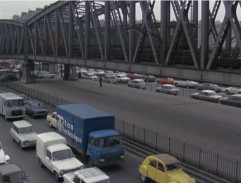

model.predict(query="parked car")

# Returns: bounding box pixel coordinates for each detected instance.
[197,83,221,92]
[174,80,198,88]
[144,75,156,82]
[10,120,37,149]
[95,69,105,76]
[191,90,223,102]
[156,84,179,95]
[25,100,48,118]
[128,79,146,89]
[83,72,98,81]
[46,112,58,128]
[139,154,195,183]
[63,167,111,183]
[34,70,55,79]
[102,75,117,84]
[224,87,241,95]
[0,142,10,165]
[126,73,138,79]
[116,74,130,83]
[156,78,174,84]
[0,163,29,183]
[219,94,241,107]
[0,73,18,82]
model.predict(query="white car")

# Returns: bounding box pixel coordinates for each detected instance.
[116,74,130,83]
[191,90,223,102]
[35,70,55,78]
[63,167,111,183]
[224,87,241,95]
[83,72,98,81]
[95,69,105,76]
[156,84,179,95]
[0,142,10,165]
[174,80,198,88]
[10,120,37,149]
[102,75,117,84]
[128,79,146,89]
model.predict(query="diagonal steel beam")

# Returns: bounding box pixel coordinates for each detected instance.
[36,23,44,55]
[46,15,56,56]
[28,27,35,55]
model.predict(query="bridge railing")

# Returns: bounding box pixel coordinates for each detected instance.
[3,81,240,183]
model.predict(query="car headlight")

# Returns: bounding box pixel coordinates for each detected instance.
[120,155,125,159]
[100,159,105,163]
[60,170,65,175]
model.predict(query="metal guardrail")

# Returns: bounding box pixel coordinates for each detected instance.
[3,81,241,183]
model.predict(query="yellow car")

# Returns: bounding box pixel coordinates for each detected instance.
[46,112,58,128]
[139,154,195,183]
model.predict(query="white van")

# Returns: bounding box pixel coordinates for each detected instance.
[36,132,84,181]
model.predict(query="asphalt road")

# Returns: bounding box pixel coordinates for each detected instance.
[0,116,143,183]
[13,78,241,162]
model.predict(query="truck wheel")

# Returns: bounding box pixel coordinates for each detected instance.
[54,171,60,182]
[141,175,147,182]
[87,157,93,167]
[38,158,43,168]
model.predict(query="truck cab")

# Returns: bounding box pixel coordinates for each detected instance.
[87,130,124,166]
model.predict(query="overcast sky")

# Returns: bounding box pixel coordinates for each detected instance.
[0,1,238,22]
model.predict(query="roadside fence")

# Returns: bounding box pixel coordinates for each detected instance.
[2,81,240,183]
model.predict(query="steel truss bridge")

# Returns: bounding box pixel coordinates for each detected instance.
[0,0,241,85]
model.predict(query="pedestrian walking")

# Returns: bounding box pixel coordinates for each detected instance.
[99,76,103,87]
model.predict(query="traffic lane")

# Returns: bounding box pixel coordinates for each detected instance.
[0,115,55,183]
[21,79,241,160]
[0,115,144,183]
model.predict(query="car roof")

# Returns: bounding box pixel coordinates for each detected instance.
[28,99,42,104]
[0,164,23,175]
[232,94,241,97]
[163,84,174,87]
[76,167,110,181]
[0,93,23,100]
[13,120,32,128]
[133,79,144,81]
[152,154,179,165]
[201,90,215,93]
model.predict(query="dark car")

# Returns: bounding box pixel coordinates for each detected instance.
[219,94,241,107]
[0,74,18,82]
[197,83,222,92]
[0,163,28,183]
[25,100,48,118]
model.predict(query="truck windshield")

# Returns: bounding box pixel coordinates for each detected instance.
[3,171,26,182]
[52,149,74,161]
[5,100,24,107]
[19,127,33,134]
[97,136,122,148]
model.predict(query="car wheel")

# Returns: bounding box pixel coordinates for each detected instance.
[141,175,147,182]
[54,171,60,182]
[87,157,93,167]
[19,142,23,150]
[39,158,43,168]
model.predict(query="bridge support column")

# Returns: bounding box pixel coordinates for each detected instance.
[21,60,35,84]
[63,64,77,80]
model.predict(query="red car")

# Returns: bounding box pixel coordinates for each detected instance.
[156,78,174,84]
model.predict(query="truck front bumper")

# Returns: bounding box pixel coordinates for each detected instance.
[96,155,124,167]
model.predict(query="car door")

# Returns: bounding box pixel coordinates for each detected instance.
[154,162,167,183]
[11,125,19,142]
[43,149,52,171]
[147,160,157,181]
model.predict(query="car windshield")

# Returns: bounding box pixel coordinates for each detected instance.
[19,127,33,134]
[5,100,24,107]
[52,149,74,161]
[3,171,26,182]
[166,163,181,171]
[31,102,43,108]
[97,136,122,148]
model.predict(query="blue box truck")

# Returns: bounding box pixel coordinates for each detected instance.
[56,104,125,166]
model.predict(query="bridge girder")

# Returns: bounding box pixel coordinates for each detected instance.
[0,0,241,73]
